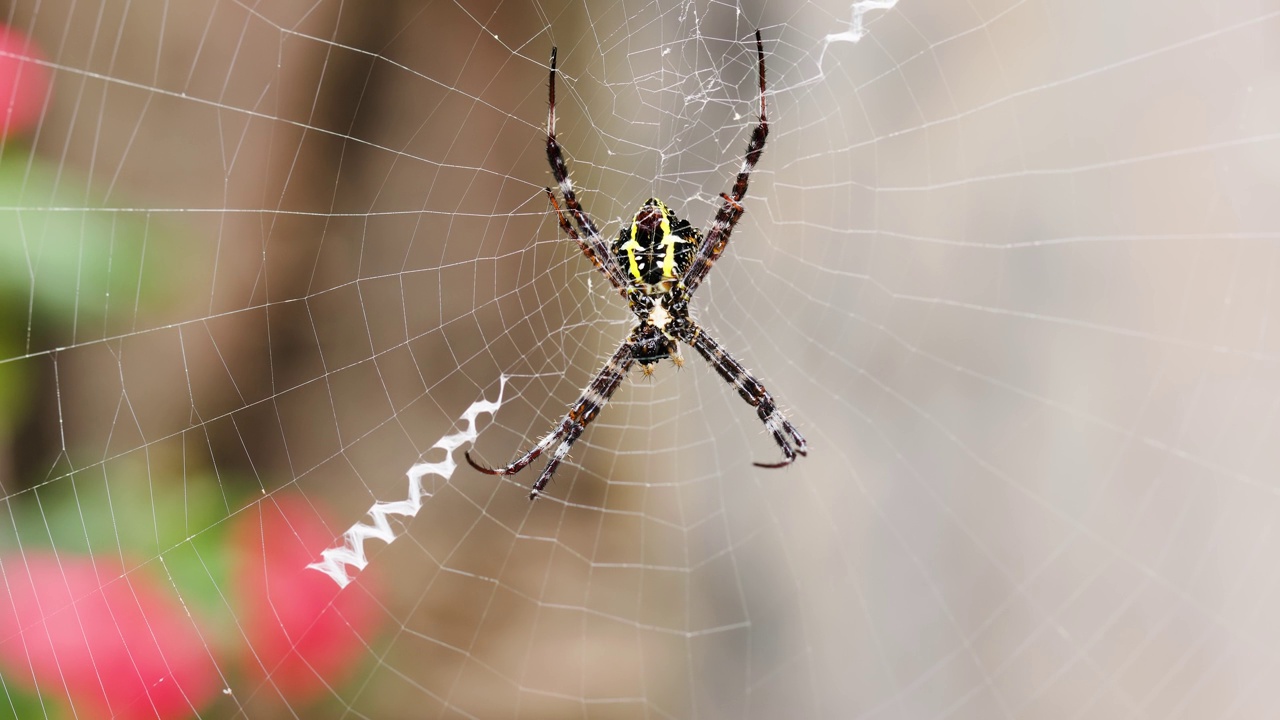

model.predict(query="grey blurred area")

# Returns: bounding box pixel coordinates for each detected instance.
[3,0,1277,717]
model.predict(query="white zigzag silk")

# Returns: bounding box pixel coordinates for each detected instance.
[307,378,508,588]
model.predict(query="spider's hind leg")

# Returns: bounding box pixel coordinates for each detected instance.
[679,322,807,467]
[468,341,637,499]
[528,342,636,498]
[465,432,556,477]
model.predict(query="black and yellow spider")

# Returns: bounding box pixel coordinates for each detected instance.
[467,31,807,499]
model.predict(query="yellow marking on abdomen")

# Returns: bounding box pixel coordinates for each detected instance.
[622,221,642,282]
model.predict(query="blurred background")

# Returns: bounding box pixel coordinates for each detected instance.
[0,0,1276,717]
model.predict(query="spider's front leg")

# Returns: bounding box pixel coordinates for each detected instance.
[682,30,769,295]
[544,50,631,293]
[678,322,807,467]
[546,49,606,248]
[466,342,636,499]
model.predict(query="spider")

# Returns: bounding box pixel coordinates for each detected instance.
[467,31,807,499]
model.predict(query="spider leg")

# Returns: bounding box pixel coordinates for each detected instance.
[545,48,631,292]
[682,30,769,295]
[545,189,627,291]
[678,322,807,467]
[466,341,636,499]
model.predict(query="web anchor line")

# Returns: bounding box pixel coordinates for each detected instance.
[307,377,508,588]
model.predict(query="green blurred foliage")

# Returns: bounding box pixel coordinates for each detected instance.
[0,144,234,647]
[0,332,31,436]
[1,458,239,619]
[0,685,55,720]
[0,146,176,435]
[0,149,163,326]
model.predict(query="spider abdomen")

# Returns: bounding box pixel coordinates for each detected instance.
[614,198,700,294]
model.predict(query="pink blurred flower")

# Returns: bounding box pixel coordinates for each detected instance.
[232,495,381,704]
[0,24,50,138]
[0,551,219,719]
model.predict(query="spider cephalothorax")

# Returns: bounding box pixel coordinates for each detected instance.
[467,31,808,498]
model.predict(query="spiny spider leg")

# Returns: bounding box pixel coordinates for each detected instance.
[544,188,626,290]
[679,322,807,467]
[545,47,629,293]
[466,342,636,499]
[682,29,769,295]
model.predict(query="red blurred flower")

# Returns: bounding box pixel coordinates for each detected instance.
[0,551,219,720]
[232,494,381,704]
[0,24,50,139]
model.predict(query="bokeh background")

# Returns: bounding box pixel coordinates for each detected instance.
[0,0,1276,718]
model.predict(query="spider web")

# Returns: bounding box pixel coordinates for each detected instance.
[0,0,1277,717]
